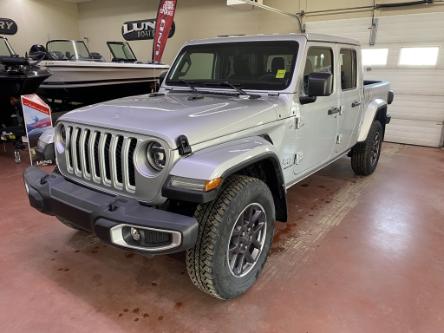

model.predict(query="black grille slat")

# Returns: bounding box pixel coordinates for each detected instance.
[104,134,112,181]
[84,130,91,174]
[128,139,137,187]
[75,128,82,171]
[115,136,124,184]
[93,132,101,178]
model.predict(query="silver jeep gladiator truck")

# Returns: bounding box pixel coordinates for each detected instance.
[24,33,393,299]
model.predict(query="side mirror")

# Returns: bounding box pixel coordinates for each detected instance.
[307,72,333,97]
[159,71,168,86]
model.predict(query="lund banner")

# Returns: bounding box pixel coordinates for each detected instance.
[122,18,175,41]
[152,0,177,63]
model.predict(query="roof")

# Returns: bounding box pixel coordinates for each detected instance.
[186,33,360,47]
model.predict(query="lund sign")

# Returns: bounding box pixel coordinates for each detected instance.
[122,18,175,41]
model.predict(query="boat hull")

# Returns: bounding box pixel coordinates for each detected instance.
[0,73,51,100]
[38,60,169,106]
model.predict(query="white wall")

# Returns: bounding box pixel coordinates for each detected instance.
[0,0,80,56]
[3,0,444,65]
[77,0,444,64]
[77,0,269,64]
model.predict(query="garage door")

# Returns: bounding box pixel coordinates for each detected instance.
[306,12,444,147]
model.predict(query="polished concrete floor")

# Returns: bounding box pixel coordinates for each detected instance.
[0,143,443,333]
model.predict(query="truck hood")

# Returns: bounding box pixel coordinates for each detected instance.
[59,92,280,148]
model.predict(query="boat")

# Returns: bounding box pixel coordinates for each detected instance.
[30,40,169,110]
[0,37,50,99]
[0,36,51,160]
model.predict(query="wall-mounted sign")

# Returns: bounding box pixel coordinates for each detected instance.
[0,18,18,35]
[121,18,175,41]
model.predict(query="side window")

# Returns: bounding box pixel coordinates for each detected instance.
[303,46,334,94]
[340,49,357,90]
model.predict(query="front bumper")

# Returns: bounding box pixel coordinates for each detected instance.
[24,167,198,255]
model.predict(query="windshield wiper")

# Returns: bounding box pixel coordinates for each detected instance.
[202,81,260,99]
[177,80,205,100]
[179,80,199,93]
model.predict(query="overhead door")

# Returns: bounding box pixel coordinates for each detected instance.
[306,12,444,147]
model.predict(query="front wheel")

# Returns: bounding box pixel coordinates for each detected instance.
[186,175,275,299]
[351,120,383,176]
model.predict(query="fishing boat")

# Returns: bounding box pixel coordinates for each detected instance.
[31,40,168,109]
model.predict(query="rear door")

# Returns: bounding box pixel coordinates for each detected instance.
[296,44,339,175]
[336,46,362,154]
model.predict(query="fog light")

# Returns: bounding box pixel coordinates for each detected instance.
[130,227,141,241]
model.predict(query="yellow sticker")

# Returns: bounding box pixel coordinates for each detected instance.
[276,69,286,79]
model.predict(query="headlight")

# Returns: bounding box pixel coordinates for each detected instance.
[146,141,166,171]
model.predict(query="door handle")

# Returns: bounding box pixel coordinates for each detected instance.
[351,101,361,108]
[328,107,341,115]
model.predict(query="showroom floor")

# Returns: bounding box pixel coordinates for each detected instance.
[0,143,443,333]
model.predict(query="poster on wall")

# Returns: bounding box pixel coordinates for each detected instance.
[0,18,18,35]
[22,94,54,166]
[121,18,175,41]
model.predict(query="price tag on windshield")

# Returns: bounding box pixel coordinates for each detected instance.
[276,69,286,79]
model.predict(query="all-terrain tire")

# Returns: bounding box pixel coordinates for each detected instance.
[351,120,383,176]
[186,175,275,300]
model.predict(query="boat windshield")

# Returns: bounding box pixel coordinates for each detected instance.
[46,40,92,61]
[107,41,137,62]
[166,41,299,91]
[0,38,13,57]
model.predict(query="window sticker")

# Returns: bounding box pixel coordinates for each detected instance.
[276,69,286,79]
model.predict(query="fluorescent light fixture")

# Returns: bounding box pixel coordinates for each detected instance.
[399,47,439,66]
[362,48,389,66]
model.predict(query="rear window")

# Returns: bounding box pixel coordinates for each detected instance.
[340,49,357,90]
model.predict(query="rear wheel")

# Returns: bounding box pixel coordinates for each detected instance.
[351,120,383,176]
[186,175,275,299]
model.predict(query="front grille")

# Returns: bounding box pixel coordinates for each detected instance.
[64,125,137,193]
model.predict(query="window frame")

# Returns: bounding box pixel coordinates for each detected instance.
[340,48,358,92]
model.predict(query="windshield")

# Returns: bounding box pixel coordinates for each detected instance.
[108,42,137,61]
[46,40,91,60]
[166,41,299,91]
[0,38,13,57]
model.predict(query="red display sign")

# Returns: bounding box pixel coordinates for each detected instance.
[152,0,177,64]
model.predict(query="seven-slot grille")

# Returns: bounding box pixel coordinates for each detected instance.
[63,125,138,193]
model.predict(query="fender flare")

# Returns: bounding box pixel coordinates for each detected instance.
[163,136,288,221]
[357,99,387,142]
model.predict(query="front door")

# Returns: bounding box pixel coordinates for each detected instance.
[294,44,339,176]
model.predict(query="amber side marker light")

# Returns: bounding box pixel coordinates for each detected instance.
[169,176,223,192]
[204,178,222,192]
